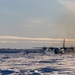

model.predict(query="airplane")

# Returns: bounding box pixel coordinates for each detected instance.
[33,39,75,54]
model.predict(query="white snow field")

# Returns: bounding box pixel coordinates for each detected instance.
[0,52,75,75]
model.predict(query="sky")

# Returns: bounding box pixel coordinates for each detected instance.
[0,0,75,48]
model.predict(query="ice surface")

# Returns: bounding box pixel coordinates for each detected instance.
[0,52,75,75]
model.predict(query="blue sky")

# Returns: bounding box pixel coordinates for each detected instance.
[0,0,75,48]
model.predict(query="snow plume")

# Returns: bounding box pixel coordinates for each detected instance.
[57,0,75,12]
[56,0,75,38]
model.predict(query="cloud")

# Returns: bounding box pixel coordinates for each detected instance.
[0,36,75,43]
[0,36,63,41]
[27,41,61,44]
[24,18,47,28]
[0,41,18,44]
[0,36,63,44]
[57,0,75,12]
[23,18,54,29]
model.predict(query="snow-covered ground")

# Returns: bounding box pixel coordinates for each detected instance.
[0,52,75,75]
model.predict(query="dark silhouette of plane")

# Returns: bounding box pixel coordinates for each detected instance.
[34,39,75,54]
